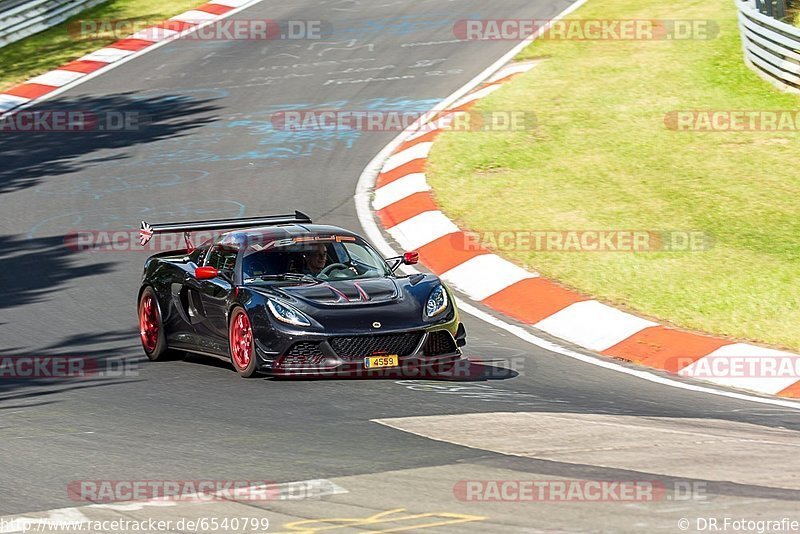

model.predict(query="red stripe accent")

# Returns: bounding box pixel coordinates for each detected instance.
[376,160,426,187]
[777,381,800,398]
[417,232,489,274]
[195,2,234,15]
[376,192,437,229]
[601,326,731,371]
[352,281,369,301]
[3,83,57,99]
[321,282,350,302]
[109,38,155,52]
[483,278,588,324]
[59,60,108,74]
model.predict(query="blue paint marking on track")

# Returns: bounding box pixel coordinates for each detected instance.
[117,96,443,165]
[34,170,211,200]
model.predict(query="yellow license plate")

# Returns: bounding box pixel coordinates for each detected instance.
[364,355,399,369]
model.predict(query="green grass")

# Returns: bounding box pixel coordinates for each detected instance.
[0,0,202,91]
[786,5,800,26]
[427,0,800,351]
[789,0,800,26]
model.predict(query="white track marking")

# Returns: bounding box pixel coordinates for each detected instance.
[680,344,800,395]
[372,173,430,210]
[441,254,537,301]
[27,70,85,87]
[131,27,180,41]
[79,47,137,63]
[0,95,30,112]
[381,142,433,173]
[169,10,219,23]
[386,211,458,250]
[533,300,657,352]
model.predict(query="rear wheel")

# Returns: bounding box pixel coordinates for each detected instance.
[229,307,259,378]
[138,287,171,361]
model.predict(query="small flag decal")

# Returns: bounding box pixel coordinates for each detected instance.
[139,221,153,246]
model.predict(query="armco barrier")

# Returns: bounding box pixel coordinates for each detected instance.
[0,0,105,48]
[737,0,800,92]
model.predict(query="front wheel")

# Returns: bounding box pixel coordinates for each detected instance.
[229,307,259,378]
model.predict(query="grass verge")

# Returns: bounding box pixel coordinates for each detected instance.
[0,0,202,91]
[427,0,800,351]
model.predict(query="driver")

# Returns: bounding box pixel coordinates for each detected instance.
[301,243,328,276]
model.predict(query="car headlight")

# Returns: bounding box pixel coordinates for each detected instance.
[425,285,449,318]
[267,299,311,327]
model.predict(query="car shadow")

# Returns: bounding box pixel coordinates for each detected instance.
[0,234,116,311]
[179,352,519,382]
[0,92,220,194]
[0,328,143,404]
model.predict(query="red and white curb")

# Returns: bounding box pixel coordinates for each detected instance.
[369,61,800,400]
[0,0,256,116]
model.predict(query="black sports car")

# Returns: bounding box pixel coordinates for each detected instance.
[137,212,466,377]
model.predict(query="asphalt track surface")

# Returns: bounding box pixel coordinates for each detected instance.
[1,0,800,531]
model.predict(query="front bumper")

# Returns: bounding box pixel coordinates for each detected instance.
[254,326,464,377]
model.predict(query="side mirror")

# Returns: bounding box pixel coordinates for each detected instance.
[195,266,219,280]
[387,251,420,273]
[403,251,419,265]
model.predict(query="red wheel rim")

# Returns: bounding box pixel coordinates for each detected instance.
[139,294,159,353]
[230,311,253,369]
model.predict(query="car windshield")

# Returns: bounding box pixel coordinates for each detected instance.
[242,235,391,283]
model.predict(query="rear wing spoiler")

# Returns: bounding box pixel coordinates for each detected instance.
[138,211,312,246]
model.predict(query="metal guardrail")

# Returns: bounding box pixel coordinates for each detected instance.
[737,0,800,92]
[0,0,105,48]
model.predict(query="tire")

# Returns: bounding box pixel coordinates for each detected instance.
[228,307,259,378]
[138,287,171,361]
